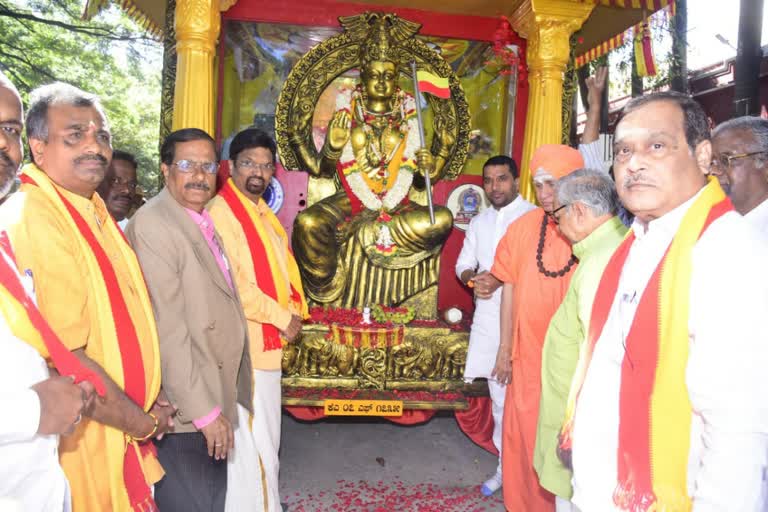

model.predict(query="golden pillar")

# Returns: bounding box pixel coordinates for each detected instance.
[511,0,595,202]
[173,0,237,135]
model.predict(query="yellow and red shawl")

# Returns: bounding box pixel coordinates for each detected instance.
[18,164,162,512]
[218,178,307,350]
[559,178,732,511]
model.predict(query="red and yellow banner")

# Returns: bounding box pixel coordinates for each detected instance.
[575,0,675,68]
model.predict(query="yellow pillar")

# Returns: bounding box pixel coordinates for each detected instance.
[173,0,225,135]
[511,0,595,202]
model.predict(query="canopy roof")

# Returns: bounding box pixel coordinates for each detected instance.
[86,0,672,65]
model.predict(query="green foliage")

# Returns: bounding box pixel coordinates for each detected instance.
[0,0,163,195]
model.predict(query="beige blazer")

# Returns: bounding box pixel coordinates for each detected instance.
[126,188,253,433]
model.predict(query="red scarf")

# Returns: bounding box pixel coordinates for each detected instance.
[21,174,156,512]
[0,232,106,395]
[218,180,303,350]
[560,183,732,510]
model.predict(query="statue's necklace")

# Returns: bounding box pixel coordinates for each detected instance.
[536,212,577,278]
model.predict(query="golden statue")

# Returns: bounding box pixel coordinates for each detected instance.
[276,13,470,315]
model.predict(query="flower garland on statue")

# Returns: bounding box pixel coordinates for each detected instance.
[334,87,421,256]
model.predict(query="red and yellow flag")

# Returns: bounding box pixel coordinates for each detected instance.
[416,70,451,99]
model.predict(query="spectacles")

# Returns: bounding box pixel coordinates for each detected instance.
[172,159,219,175]
[109,176,138,190]
[548,204,569,224]
[710,151,768,173]
[236,159,275,173]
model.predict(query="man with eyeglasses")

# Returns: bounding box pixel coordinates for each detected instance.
[532,169,627,512]
[208,128,307,512]
[96,149,139,230]
[126,128,253,512]
[711,116,768,238]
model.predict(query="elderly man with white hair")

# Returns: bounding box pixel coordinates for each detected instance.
[533,168,627,512]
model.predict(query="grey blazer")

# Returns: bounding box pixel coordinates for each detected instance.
[125,188,253,433]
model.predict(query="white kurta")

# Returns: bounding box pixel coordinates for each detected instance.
[455,195,536,380]
[0,252,70,512]
[578,140,606,173]
[745,197,768,240]
[571,189,768,511]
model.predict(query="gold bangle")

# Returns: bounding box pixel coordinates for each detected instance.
[128,412,158,443]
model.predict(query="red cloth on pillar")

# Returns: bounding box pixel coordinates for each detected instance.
[454,397,498,455]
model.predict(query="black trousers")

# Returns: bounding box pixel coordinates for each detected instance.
[154,432,227,512]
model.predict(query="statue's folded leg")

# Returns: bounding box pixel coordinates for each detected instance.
[388,204,453,253]
[292,192,352,302]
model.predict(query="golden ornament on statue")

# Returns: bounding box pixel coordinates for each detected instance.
[276,12,470,317]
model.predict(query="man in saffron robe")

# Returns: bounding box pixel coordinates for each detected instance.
[566,92,768,511]
[0,82,173,511]
[209,128,307,511]
[490,144,584,512]
[533,169,627,511]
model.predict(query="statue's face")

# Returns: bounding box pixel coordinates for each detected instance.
[362,60,397,101]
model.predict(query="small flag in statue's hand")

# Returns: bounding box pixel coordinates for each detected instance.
[416,70,451,99]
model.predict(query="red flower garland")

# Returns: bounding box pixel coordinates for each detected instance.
[487,16,527,81]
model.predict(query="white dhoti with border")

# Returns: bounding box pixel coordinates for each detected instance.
[226,369,282,512]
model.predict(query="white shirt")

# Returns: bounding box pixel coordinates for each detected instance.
[579,140,606,173]
[745,197,768,240]
[0,252,70,512]
[117,217,129,231]
[571,189,768,511]
[455,195,536,379]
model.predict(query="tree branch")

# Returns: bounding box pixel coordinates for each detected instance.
[0,47,59,83]
[0,6,154,42]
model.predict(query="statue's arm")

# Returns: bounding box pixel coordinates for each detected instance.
[289,110,350,179]
[288,132,324,178]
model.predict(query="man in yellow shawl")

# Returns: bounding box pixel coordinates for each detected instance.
[565,92,768,511]
[209,128,307,512]
[0,82,173,512]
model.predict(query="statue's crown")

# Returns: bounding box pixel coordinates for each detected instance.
[359,15,399,66]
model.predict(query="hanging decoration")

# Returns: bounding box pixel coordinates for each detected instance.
[487,16,526,81]
[634,19,657,77]
[574,0,675,69]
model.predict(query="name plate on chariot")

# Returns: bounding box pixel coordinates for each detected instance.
[324,399,404,417]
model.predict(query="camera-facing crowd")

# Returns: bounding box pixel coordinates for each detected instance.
[1,61,767,512]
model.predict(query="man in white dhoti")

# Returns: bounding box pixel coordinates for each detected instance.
[209,128,307,512]
[562,91,768,511]
[455,154,535,495]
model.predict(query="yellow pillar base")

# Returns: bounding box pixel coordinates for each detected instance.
[511,0,595,203]
[172,0,223,136]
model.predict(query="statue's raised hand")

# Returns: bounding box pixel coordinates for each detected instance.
[328,110,351,151]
